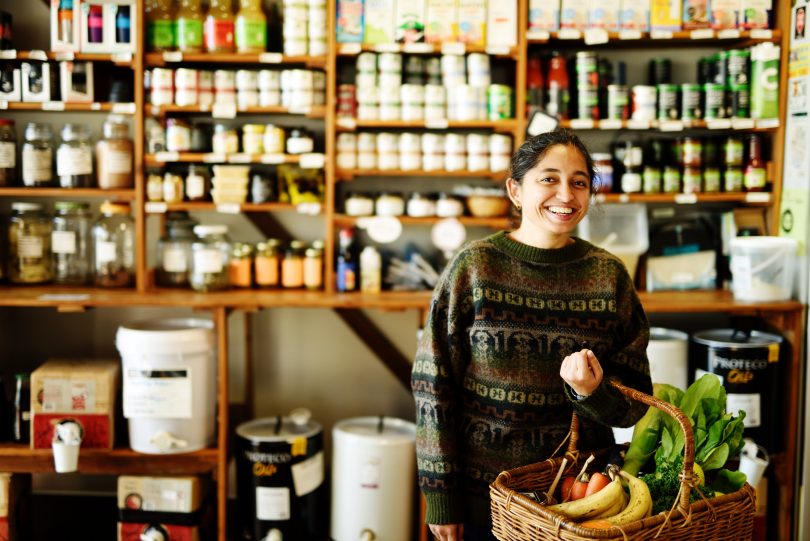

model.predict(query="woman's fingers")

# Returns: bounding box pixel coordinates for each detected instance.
[560,349,603,396]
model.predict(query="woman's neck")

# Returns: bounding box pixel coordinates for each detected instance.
[508,227,573,250]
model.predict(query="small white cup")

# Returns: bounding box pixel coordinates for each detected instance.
[739,439,769,487]
[52,440,81,473]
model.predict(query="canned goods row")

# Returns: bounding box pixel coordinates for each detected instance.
[282,1,328,57]
[344,191,469,219]
[624,83,751,122]
[152,119,315,156]
[355,52,492,88]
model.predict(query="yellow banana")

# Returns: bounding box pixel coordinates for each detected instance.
[593,488,628,519]
[597,470,652,526]
[546,478,625,520]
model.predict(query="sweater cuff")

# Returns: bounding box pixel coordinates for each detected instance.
[424,491,465,525]
[566,381,619,415]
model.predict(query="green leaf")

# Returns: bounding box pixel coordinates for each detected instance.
[654,383,685,407]
[712,469,748,494]
[697,419,730,463]
[702,443,730,471]
[622,406,663,476]
[680,374,723,421]
[701,397,725,426]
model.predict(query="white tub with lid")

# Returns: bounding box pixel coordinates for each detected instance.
[730,236,798,301]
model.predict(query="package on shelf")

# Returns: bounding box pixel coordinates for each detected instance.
[0,65,21,102]
[21,62,57,103]
[682,0,710,30]
[560,0,587,30]
[59,61,94,103]
[79,0,136,54]
[426,0,458,43]
[50,0,81,52]
[710,0,739,29]
[589,0,621,31]
[529,0,560,32]
[364,0,396,44]
[278,164,324,205]
[486,0,518,47]
[337,0,364,43]
[283,0,308,55]
[741,0,771,29]
[117,522,199,541]
[751,42,780,119]
[651,0,682,32]
[30,358,120,450]
[117,475,203,514]
[396,0,426,43]
[620,0,650,31]
[458,0,487,46]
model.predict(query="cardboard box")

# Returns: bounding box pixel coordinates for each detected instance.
[588,0,621,30]
[651,0,682,31]
[711,0,740,29]
[51,0,82,52]
[363,0,396,44]
[59,61,94,103]
[336,0,364,43]
[560,0,588,30]
[682,0,710,29]
[79,0,137,54]
[21,63,55,103]
[529,0,560,32]
[741,0,770,29]
[395,0,426,43]
[117,476,202,514]
[118,523,199,541]
[31,358,119,449]
[0,66,21,102]
[486,0,517,47]
[458,0,486,46]
[426,0,458,43]
[620,0,650,30]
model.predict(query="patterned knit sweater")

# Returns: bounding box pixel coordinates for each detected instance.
[411,231,652,527]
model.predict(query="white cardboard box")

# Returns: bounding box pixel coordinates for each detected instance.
[21,62,55,103]
[79,0,136,54]
[395,0,427,43]
[458,0,487,46]
[426,0,458,44]
[487,0,518,47]
[59,61,94,103]
[363,0,396,44]
[529,0,560,32]
[0,67,21,102]
[50,0,82,52]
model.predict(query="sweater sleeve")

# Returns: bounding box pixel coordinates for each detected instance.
[568,264,652,428]
[411,254,474,525]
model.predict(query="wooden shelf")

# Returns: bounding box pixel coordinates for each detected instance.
[0,444,219,474]
[144,52,327,68]
[145,201,314,213]
[526,28,781,45]
[336,119,520,133]
[558,118,780,131]
[144,152,304,166]
[0,102,136,113]
[595,192,773,205]
[336,42,520,59]
[0,187,136,200]
[146,104,326,118]
[5,50,134,66]
[336,168,507,180]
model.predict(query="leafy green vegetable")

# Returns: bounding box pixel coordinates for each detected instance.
[640,456,714,515]
[712,469,748,495]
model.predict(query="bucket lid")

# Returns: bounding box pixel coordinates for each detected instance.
[237,408,322,442]
[116,318,215,355]
[692,329,783,348]
[333,416,416,443]
[650,327,689,342]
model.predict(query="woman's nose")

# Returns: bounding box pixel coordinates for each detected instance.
[556,182,574,201]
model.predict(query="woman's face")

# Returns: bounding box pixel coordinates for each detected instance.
[507,144,591,247]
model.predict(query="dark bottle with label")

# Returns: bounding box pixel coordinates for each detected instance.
[526,55,545,117]
[336,227,358,292]
[743,133,767,192]
[13,373,30,444]
[116,5,131,44]
[546,52,569,120]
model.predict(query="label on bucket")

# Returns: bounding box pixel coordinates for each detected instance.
[292,450,324,496]
[256,486,290,520]
[728,393,761,427]
[123,368,192,419]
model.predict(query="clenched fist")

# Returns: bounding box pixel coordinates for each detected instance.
[560,349,603,398]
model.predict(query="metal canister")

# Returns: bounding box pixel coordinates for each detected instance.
[657,84,679,120]
[487,84,513,121]
[236,410,327,541]
[731,83,750,118]
[631,85,657,121]
[576,51,599,119]
[681,137,703,167]
[337,84,356,119]
[607,85,629,120]
[680,84,703,120]
[703,83,727,119]
[727,49,751,86]
[648,58,671,85]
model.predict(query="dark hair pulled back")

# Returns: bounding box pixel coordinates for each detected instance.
[508,130,598,194]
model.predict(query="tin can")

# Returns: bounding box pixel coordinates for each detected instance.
[703,83,727,119]
[727,49,751,86]
[607,85,629,120]
[680,84,703,120]
[704,166,721,192]
[421,133,444,155]
[682,166,702,193]
[378,53,402,74]
[489,134,512,155]
[576,52,599,86]
[731,83,750,118]
[578,87,599,119]
[631,85,657,121]
[399,132,421,154]
[150,68,174,106]
[467,53,491,88]
[337,84,356,118]
[356,52,377,73]
[357,133,377,153]
[663,166,681,193]
[681,137,702,167]
[643,166,662,193]
[336,133,357,153]
[487,84,513,120]
[466,134,490,156]
[715,51,730,85]
[648,58,671,85]
[657,84,679,120]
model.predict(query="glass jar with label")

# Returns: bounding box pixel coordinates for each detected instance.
[242,124,265,155]
[0,118,17,186]
[22,122,54,187]
[51,201,92,285]
[228,242,253,288]
[166,118,191,152]
[286,128,314,154]
[303,242,324,290]
[254,238,282,288]
[185,164,210,201]
[156,212,198,287]
[96,115,133,189]
[7,202,52,284]
[92,201,135,287]
[56,123,93,188]
[281,240,305,289]
[235,0,267,53]
[263,125,286,154]
[213,123,239,154]
[162,171,185,203]
[190,224,231,292]
[146,169,164,201]
[204,0,235,53]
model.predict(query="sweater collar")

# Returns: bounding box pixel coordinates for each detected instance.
[489,230,592,264]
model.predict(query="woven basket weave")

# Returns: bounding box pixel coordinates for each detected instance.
[490,379,756,541]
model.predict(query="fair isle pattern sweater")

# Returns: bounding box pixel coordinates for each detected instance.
[411,232,652,526]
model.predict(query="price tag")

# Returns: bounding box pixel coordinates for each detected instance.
[259,52,283,63]
[374,43,401,53]
[650,30,673,39]
[584,29,609,45]
[717,29,741,39]
[432,218,466,253]
[659,120,684,132]
[337,118,357,129]
[441,42,465,55]
[112,52,133,63]
[745,192,771,203]
[288,105,312,115]
[228,153,252,163]
[525,30,550,41]
[599,119,623,130]
[0,101,7,110]
[557,29,582,40]
[425,118,449,129]
[112,102,137,114]
[707,119,732,130]
[731,118,755,130]
[29,50,48,61]
[155,151,179,162]
[54,51,74,61]
[619,30,642,40]
[690,29,715,40]
[39,294,90,302]
[570,119,595,129]
[0,50,17,59]
[403,43,435,53]
[357,216,403,243]
[199,103,211,112]
[203,153,226,163]
[162,51,183,62]
[755,118,780,129]
[91,102,102,110]
[339,43,362,55]
[42,101,65,111]
[618,194,630,203]
[675,193,698,204]
[296,202,322,215]
[261,153,287,164]
[212,102,237,119]
[145,202,168,214]
[627,119,651,130]
[750,29,773,40]
[216,203,242,214]
[300,153,325,169]
[485,45,511,56]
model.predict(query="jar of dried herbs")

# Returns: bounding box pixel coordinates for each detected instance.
[190,224,230,292]
[8,202,52,284]
[92,201,135,287]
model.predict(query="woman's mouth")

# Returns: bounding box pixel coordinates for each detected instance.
[547,206,575,216]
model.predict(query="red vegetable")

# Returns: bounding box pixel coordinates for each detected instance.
[585,472,611,496]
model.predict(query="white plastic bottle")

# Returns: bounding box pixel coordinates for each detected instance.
[360,245,382,293]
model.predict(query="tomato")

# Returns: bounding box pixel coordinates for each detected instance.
[585,472,611,496]
[570,479,589,501]
[560,476,576,502]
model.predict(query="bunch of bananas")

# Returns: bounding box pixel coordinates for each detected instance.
[545,469,653,528]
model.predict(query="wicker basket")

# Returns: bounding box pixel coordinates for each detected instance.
[490,379,757,541]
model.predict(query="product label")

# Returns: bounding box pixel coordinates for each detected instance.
[22,148,53,183]
[194,248,224,273]
[727,393,761,427]
[236,19,267,49]
[163,247,188,273]
[730,254,753,291]
[51,230,77,255]
[148,20,176,50]
[18,236,43,258]
[204,19,235,50]
[744,167,766,189]
[42,378,96,412]
[256,487,290,521]
[56,147,92,176]
[123,367,192,419]
[97,241,117,264]
[0,141,14,168]
[177,18,204,50]
[337,261,357,291]
[186,174,205,199]
[291,450,325,496]
[105,149,132,174]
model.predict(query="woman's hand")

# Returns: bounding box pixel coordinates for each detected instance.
[429,523,463,541]
[560,349,603,397]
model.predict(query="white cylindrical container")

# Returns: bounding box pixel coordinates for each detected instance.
[357,132,377,153]
[632,85,657,121]
[337,152,357,170]
[379,72,402,88]
[399,132,421,154]
[357,152,377,170]
[357,52,377,73]
[489,133,512,155]
[399,152,421,170]
[378,53,402,74]
[467,53,491,87]
[377,132,399,153]
[330,417,416,541]
[648,327,689,389]
[357,104,380,120]
[377,151,399,170]
[150,68,174,106]
[356,72,378,89]
[116,318,216,454]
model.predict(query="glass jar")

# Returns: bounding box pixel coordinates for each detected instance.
[303,243,323,290]
[407,192,436,217]
[190,224,230,292]
[242,124,265,155]
[250,172,276,203]
[21,122,53,187]
[166,118,191,152]
[7,202,52,284]
[263,125,286,154]
[96,115,134,189]
[163,171,185,203]
[51,201,92,285]
[228,242,253,288]
[146,169,164,201]
[281,240,305,289]
[212,123,239,154]
[0,118,17,186]
[254,238,281,288]
[156,212,197,287]
[286,128,314,155]
[235,0,267,53]
[56,123,93,188]
[185,164,210,201]
[92,201,135,287]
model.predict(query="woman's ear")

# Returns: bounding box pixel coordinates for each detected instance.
[505,177,521,208]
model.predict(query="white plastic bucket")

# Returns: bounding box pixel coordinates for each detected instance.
[730,236,798,301]
[116,318,216,454]
[330,417,416,541]
[648,327,689,390]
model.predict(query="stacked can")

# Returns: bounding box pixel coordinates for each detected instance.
[703,52,728,119]
[150,68,173,106]
[466,134,489,171]
[336,133,357,169]
[355,53,378,120]
[199,71,213,108]
[680,84,702,120]
[444,133,466,171]
[378,53,403,120]
[377,132,399,170]
[175,68,198,107]
[657,83,679,120]
[425,57,442,85]
[607,84,629,120]
[214,70,236,105]
[283,0,308,56]
[405,56,426,85]
[488,85,513,121]
[422,133,445,171]
[308,0,328,56]
[425,84,446,120]
[357,133,377,169]
[727,49,750,118]
[237,70,259,109]
[258,70,282,107]
[631,85,657,121]
[399,132,421,170]
[450,85,486,121]
[466,54,491,87]
[575,51,600,120]
[441,54,467,87]
[489,134,512,172]
[401,84,425,121]
[337,84,356,120]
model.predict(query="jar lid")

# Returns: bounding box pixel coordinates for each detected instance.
[54,201,90,211]
[305,247,321,257]
[11,202,43,212]
[243,124,265,134]
[194,224,228,236]
[290,240,306,249]
[61,123,90,141]
[213,123,234,132]
[311,239,324,250]
[100,201,131,214]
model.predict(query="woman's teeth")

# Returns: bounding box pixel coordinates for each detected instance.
[548,206,573,215]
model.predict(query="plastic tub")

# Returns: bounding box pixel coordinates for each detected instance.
[577,203,649,276]
[116,318,216,454]
[730,236,798,301]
